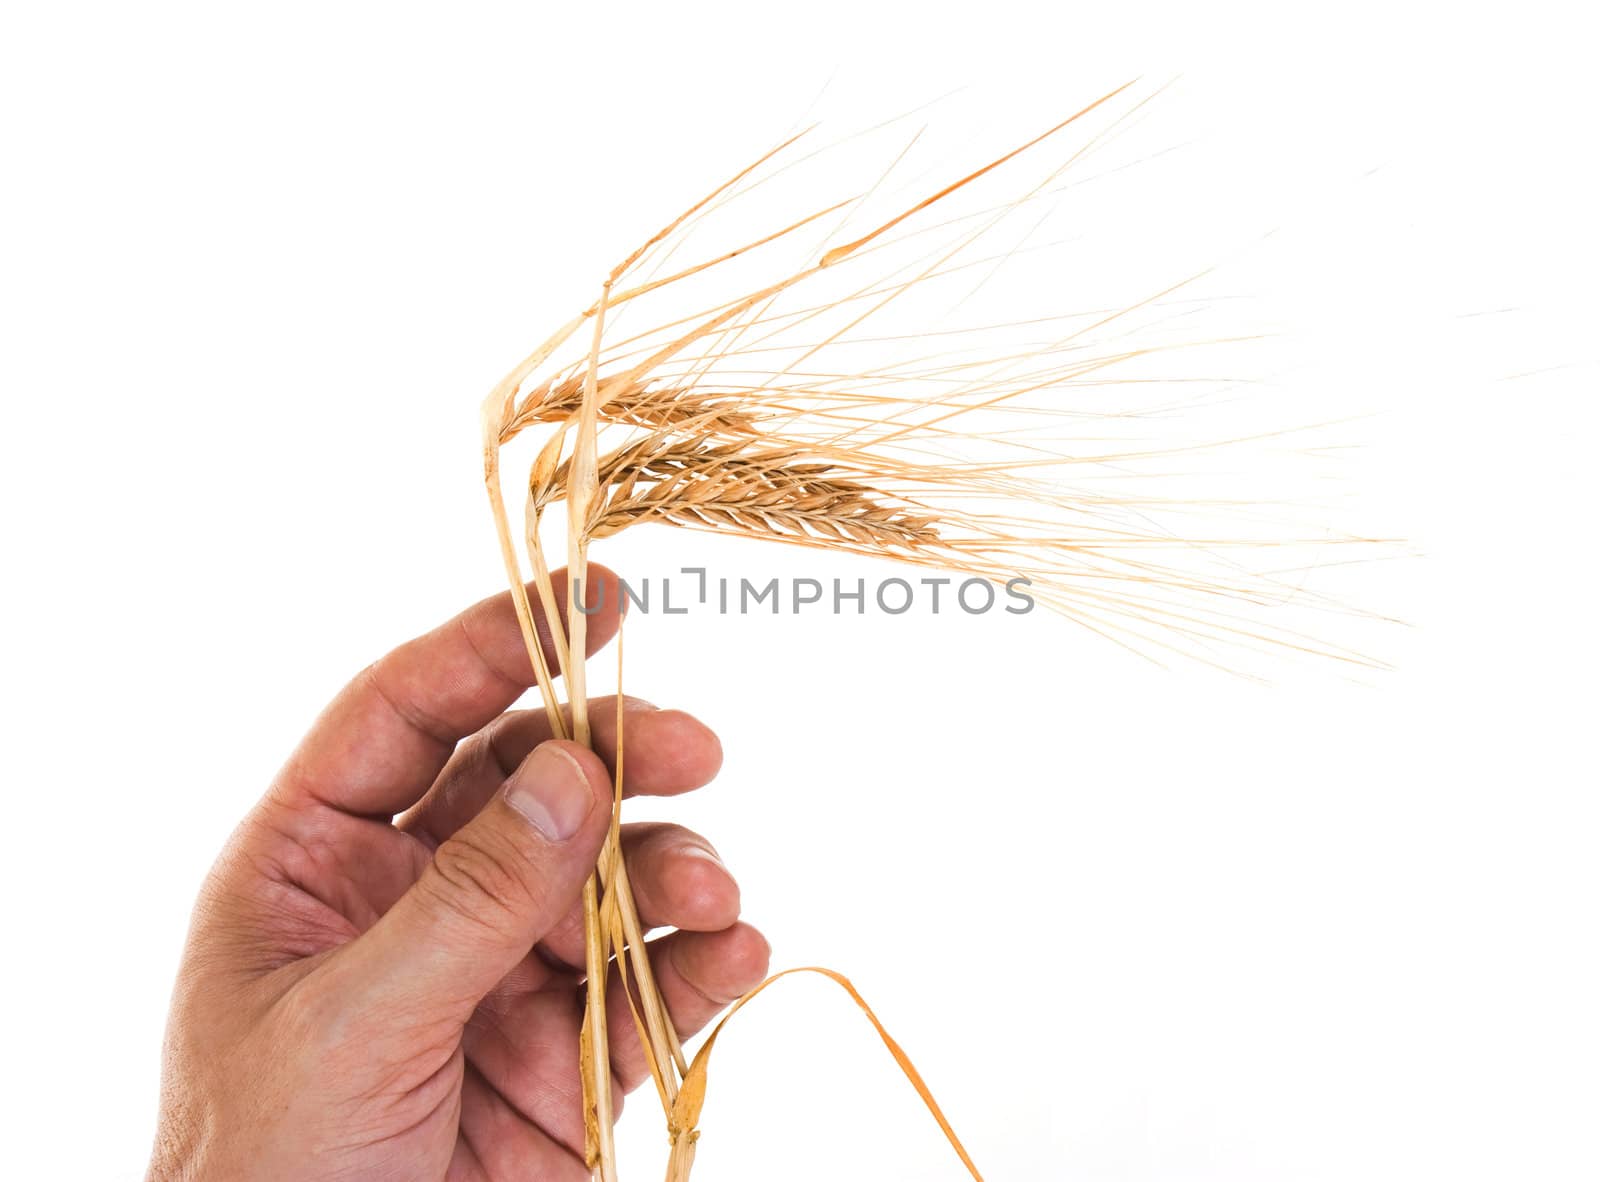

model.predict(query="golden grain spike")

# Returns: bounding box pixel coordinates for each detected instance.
[482,82,1392,1182]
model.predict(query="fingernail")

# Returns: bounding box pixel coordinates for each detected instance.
[505,744,594,841]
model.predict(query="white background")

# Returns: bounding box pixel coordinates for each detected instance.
[2,2,1597,1179]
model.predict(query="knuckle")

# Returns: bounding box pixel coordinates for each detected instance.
[423,830,537,931]
[271,974,348,1060]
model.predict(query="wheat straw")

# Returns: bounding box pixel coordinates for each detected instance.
[478,82,1395,1181]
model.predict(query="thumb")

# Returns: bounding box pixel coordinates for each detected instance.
[338,740,611,1021]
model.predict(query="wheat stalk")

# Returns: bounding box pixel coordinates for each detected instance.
[479,82,1396,1181]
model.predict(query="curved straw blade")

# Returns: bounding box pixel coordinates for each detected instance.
[671,967,984,1181]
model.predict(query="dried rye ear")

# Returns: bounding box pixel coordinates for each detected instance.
[568,431,943,548]
[505,377,763,441]
[478,81,1397,1182]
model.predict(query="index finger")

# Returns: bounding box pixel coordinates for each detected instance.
[272,565,622,817]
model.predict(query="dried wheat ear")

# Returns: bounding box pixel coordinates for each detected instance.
[477,82,1397,1181]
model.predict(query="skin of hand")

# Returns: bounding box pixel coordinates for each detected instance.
[146,566,770,1181]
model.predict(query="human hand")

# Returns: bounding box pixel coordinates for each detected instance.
[147,568,769,1181]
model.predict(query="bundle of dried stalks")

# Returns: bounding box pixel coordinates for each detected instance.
[477,82,1394,1181]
